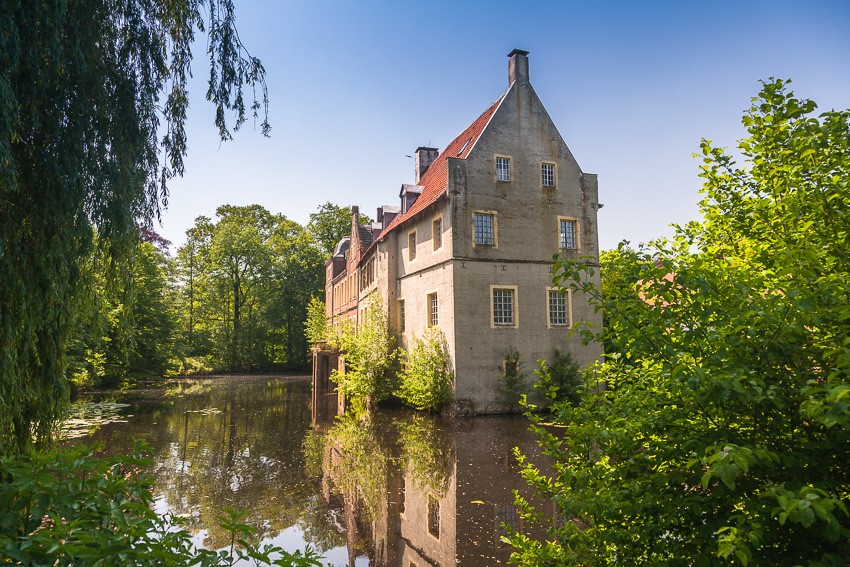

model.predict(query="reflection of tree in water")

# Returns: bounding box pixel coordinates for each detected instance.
[397,414,455,498]
[68,377,342,551]
[151,379,317,548]
[319,409,458,564]
[323,411,456,513]
[323,412,391,523]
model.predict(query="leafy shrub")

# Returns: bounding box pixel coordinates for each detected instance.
[534,348,583,406]
[0,443,324,566]
[497,346,529,412]
[397,327,454,411]
[303,296,328,345]
[508,80,850,565]
[330,295,397,407]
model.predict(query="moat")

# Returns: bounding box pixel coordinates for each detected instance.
[64,375,553,566]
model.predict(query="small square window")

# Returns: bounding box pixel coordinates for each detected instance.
[492,288,515,326]
[559,219,577,250]
[496,156,511,182]
[408,231,417,261]
[548,289,570,327]
[474,213,495,246]
[541,162,555,187]
[433,218,442,250]
[427,293,438,327]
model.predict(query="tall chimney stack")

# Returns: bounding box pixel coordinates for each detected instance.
[508,48,529,86]
[414,146,439,183]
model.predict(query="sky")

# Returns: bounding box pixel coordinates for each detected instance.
[160,0,850,251]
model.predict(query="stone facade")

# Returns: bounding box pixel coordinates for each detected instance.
[319,49,602,413]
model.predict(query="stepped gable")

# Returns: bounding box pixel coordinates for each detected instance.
[381,94,505,236]
[356,224,374,259]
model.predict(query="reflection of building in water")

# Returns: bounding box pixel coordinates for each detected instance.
[318,412,553,566]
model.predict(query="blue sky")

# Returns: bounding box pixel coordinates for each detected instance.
[161,0,850,251]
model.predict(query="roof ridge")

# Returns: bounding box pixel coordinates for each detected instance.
[378,93,506,239]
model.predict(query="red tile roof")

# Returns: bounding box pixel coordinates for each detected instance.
[380,94,506,238]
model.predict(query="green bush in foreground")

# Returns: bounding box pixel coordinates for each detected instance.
[507,80,850,565]
[0,443,324,566]
[397,327,454,411]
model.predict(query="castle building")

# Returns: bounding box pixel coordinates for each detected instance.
[319,49,602,413]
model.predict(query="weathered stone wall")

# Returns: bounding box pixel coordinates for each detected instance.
[447,73,602,412]
[392,200,458,367]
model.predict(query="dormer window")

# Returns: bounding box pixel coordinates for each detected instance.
[496,156,511,182]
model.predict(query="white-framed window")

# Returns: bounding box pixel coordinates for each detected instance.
[433,217,442,250]
[474,212,495,246]
[490,286,518,327]
[398,299,405,333]
[427,292,438,327]
[547,288,572,327]
[495,155,511,182]
[541,162,556,187]
[559,217,578,250]
[408,231,417,261]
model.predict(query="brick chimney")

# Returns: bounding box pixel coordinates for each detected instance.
[414,146,439,183]
[508,48,529,86]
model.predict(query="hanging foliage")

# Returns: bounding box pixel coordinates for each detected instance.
[0,0,269,453]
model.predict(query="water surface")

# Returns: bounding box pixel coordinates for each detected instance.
[68,375,553,566]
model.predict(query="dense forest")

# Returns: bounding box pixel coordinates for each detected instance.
[67,202,355,390]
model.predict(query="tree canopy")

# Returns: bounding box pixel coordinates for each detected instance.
[307,202,371,256]
[509,80,850,564]
[0,1,268,452]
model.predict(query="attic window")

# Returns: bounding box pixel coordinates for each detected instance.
[457,138,472,157]
[496,156,511,182]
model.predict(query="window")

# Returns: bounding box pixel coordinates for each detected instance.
[360,257,375,291]
[427,293,438,327]
[398,299,406,333]
[428,496,440,538]
[559,218,578,250]
[496,156,511,182]
[408,231,417,261]
[492,287,516,327]
[433,217,442,250]
[548,288,571,327]
[496,504,520,545]
[541,162,555,187]
[474,212,495,246]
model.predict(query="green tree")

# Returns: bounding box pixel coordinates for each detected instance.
[0,1,268,453]
[172,206,325,372]
[127,240,176,379]
[174,216,215,358]
[508,80,850,564]
[205,205,277,371]
[268,220,325,367]
[66,237,177,388]
[307,202,371,257]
